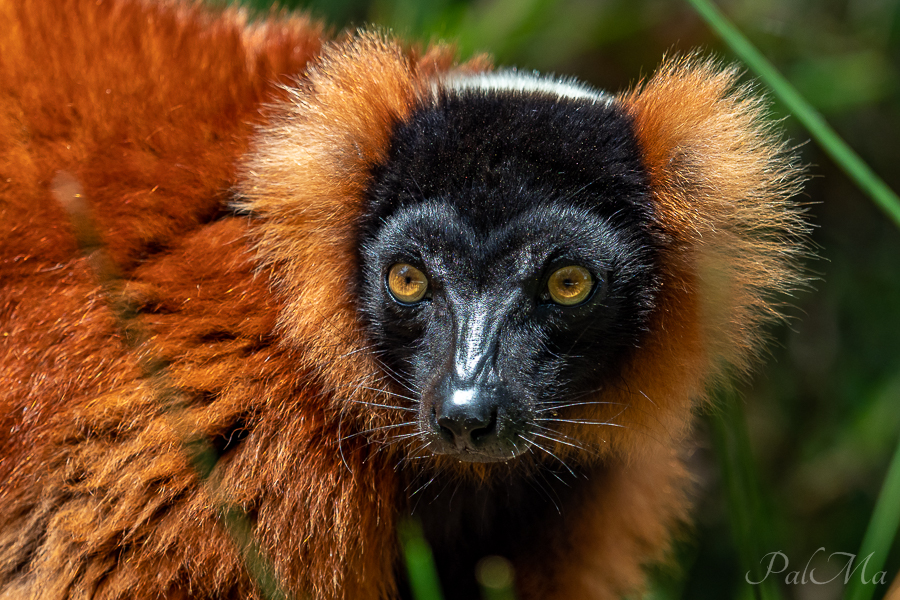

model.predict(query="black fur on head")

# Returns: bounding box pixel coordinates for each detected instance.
[356,76,662,463]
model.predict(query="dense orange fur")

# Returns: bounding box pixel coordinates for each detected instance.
[620,59,808,375]
[0,1,807,599]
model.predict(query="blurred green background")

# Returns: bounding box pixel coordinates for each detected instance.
[236,0,900,597]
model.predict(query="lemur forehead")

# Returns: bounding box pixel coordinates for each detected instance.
[438,69,614,104]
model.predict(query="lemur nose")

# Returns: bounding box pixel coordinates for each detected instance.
[433,386,500,448]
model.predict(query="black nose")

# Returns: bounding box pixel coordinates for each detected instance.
[426,378,527,462]
[432,378,512,451]
[435,389,498,446]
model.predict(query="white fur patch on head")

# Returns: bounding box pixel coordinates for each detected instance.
[440,69,613,104]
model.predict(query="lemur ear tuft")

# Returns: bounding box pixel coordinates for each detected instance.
[618,56,810,376]
[235,34,415,409]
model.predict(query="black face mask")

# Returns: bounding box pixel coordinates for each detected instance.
[356,88,661,463]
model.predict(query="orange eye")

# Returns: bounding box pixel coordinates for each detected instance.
[387,263,429,303]
[547,266,593,306]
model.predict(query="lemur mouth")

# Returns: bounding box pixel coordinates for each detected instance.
[423,405,533,463]
[447,448,527,464]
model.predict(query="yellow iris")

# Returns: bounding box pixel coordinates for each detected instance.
[387,263,429,303]
[547,266,593,306]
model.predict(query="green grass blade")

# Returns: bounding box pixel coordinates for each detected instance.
[399,519,445,600]
[708,385,783,600]
[844,432,900,600]
[685,0,900,231]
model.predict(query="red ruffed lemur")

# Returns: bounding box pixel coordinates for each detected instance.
[0,0,809,598]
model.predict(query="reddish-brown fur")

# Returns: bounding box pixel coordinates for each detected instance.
[0,1,807,598]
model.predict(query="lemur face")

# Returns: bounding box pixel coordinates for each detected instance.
[358,73,660,462]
